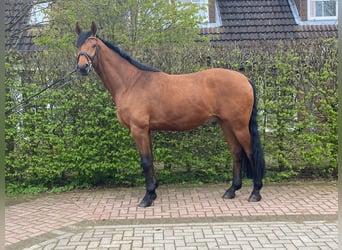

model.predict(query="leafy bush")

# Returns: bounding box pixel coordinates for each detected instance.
[209,39,337,180]
[5,38,337,194]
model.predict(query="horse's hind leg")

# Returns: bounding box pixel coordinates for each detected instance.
[220,123,263,202]
[131,126,158,208]
[234,128,263,202]
[220,123,243,199]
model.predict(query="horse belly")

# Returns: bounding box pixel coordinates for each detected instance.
[149,101,214,131]
[150,117,212,131]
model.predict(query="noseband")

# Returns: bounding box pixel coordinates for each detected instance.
[77,37,99,70]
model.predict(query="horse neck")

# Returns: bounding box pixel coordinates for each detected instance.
[93,41,141,102]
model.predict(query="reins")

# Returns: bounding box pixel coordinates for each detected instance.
[6,67,78,115]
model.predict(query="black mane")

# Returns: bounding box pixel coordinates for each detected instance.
[99,38,160,72]
[76,31,160,72]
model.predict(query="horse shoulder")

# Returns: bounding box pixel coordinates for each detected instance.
[115,90,154,130]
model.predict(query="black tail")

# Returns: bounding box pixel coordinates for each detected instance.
[241,80,265,179]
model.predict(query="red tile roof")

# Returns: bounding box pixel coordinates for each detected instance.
[206,0,337,42]
[5,0,38,51]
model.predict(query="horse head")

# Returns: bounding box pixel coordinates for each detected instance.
[75,22,99,75]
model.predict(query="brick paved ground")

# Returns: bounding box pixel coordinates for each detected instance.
[5,181,338,249]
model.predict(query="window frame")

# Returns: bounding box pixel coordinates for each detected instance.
[307,0,338,21]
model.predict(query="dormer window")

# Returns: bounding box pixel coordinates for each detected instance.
[29,2,49,25]
[308,0,338,20]
[181,0,222,27]
[186,0,210,22]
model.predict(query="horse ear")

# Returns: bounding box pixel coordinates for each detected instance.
[76,22,82,35]
[91,21,97,36]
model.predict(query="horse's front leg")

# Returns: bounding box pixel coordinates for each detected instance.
[223,152,242,199]
[131,126,158,208]
[138,153,159,207]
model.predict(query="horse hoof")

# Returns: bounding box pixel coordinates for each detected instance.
[222,190,235,199]
[138,199,153,208]
[138,192,157,208]
[248,194,262,202]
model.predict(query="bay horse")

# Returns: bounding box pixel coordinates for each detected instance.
[75,22,265,208]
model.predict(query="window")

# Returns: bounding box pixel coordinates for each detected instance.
[29,2,50,25]
[180,0,221,27]
[308,0,338,20]
[181,0,209,22]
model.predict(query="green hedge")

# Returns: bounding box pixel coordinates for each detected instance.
[208,39,337,180]
[5,38,337,194]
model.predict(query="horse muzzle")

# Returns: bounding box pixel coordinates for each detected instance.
[77,64,92,75]
[76,50,96,76]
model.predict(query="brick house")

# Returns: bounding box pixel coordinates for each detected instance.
[5,0,47,52]
[5,0,338,50]
[200,0,338,42]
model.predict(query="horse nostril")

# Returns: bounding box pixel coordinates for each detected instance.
[78,64,90,75]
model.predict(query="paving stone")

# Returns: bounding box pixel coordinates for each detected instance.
[4,182,338,250]
[13,221,337,250]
